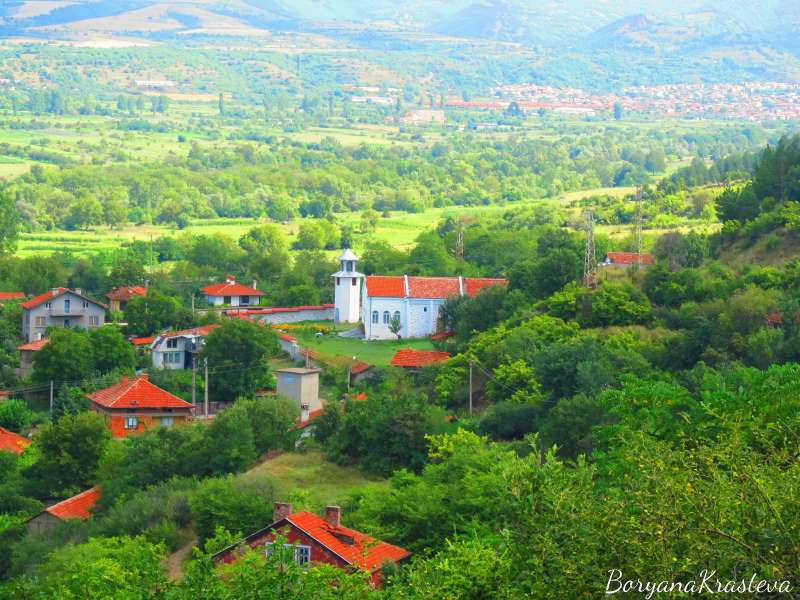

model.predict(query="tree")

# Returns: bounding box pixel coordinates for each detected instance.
[0,190,18,257]
[389,313,402,340]
[0,400,34,433]
[613,102,623,121]
[199,319,279,402]
[123,293,180,337]
[88,326,135,375]
[32,328,93,384]
[24,412,110,498]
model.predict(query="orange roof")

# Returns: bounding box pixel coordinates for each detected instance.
[106,286,147,301]
[605,252,655,266]
[21,288,107,310]
[293,408,325,431]
[286,511,410,572]
[87,375,193,410]
[390,349,451,367]
[130,336,156,346]
[0,427,32,455]
[201,277,264,297]
[17,338,50,352]
[0,292,24,301]
[365,276,507,299]
[431,331,455,341]
[351,392,368,401]
[350,361,371,375]
[158,323,220,340]
[44,487,101,520]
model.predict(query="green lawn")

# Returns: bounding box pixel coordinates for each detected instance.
[292,327,435,366]
[241,451,386,509]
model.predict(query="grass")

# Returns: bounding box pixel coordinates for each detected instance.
[292,327,435,366]
[241,451,386,509]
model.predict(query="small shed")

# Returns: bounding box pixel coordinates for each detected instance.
[276,368,321,420]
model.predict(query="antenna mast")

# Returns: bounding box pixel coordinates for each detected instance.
[583,210,597,289]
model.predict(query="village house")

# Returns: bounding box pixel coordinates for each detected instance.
[0,292,24,302]
[212,502,410,588]
[390,349,451,371]
[16,337,49,377]
[20,288,107,343]
[201,276,264,307]
[106,285,147,312]
[87,374,193,438]
[26,487,101,535]
[0,426,31,455]
[360,275,507,340]
[150,324,219,370]
[601,252,655,268]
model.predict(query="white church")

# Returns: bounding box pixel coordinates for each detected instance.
[332,250,507,340]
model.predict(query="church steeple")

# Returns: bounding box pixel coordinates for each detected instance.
[332,249,364,324]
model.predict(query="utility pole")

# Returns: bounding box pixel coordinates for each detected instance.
[633,186,644,271]
[468,361,473,415]
[455,222,464,261]
[203,358,209,420]
[191,356,197,408]
[583,210,598,289]
[49,381,53,420]
[149,235,154,277]
[191,294,195,317]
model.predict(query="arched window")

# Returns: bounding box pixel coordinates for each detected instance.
[383,311,390,324]
[393,311,401,324]
[372,311,379,324]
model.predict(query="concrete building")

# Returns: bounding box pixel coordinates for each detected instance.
[332,250,363,324]
[276,368,321,421]
[26,487,100,535]
[150,324,219,370]
[21,288,107,343]
[16,338,49,378]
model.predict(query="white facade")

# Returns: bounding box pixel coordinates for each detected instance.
[362,295,445,340]
[332,250,364,324]
[150,326,218,370]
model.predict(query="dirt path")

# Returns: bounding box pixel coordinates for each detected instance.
[166,536,197,581]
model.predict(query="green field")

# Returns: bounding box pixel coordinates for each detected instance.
[241,451,386,509]
[293,326,436,366]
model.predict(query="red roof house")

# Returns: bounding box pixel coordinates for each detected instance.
[390,349,451,369]
[201,276,264,307]
[364,276,507,300]
[602,252,655,267]
[106,286,146,312]
[0,426,31,455]
[212,503,410,587]
[26,487,101,535]
[0,292,24,302]
[17,337,49,377]
[87,374,193,438]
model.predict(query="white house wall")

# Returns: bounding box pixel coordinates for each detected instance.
[362,296,444,340]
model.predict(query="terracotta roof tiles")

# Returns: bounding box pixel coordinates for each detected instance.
[17,338,50,352]
[106,286,147,301]
[87,375,193,410]
[0,292,24,301]
[605,252,655,266]
[0,427,31,455]
[390,349,451,368]
[45,486,101,520]
[365,276,507,299]
[201,277,264,298]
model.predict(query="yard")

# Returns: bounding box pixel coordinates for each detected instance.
[291,326,436,366]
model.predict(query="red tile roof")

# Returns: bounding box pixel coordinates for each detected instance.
[17,338,50,352]
[766,312,783,325]
[286,511,410,572]
[351,392,368,401]
[201,277,264,298]
[106,286,147,301]
[605,252,655,266]
[390,349,451,368]
[21,288,107,310]
[430,331,455,341]
[45,486,101,520]
[293,408,325,431]
[130,336,156,346]
[87,375,193,410]
[365,276,507,299]
[158,323,220,340]
[0,292,24,301]
[350,361,371,375]
[0,427,32,455]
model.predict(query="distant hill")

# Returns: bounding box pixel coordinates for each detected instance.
[427,1,541,44]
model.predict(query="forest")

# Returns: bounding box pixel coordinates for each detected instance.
[1,134,800,597]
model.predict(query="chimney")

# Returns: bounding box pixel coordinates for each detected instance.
[324,506,341,528]
[120,375,129,385]
[226,275,235,283]
[252,279,258,290]
[139,373,149,382]
[273,502,293,522]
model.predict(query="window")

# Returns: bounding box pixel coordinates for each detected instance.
[371,311,379,324]
[164,352,181,365]
[125,416,138,429]
[383,311,390,324]
[241,296,250,305]
[351,278,357,286]
[89,316,99,326]
[161,416,174,427]
[82,301,89,309]
[223,296,231,304]
[265,542,311,567]
[63,319,70,328]
[63,299,70,313]
[336,277,341,286]
[45,302,51,309]
[35,316,46,327]
[166,338,178,349]
[393,311,401,323]
[423,307,428,312]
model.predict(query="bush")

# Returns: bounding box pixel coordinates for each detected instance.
[0,400,33,433]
